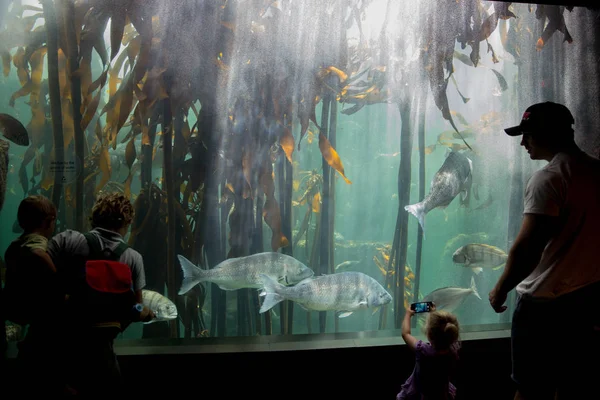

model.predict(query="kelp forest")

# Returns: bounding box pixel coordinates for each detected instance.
[1,0,596,340]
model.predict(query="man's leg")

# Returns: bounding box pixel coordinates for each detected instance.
[511,295,557,400]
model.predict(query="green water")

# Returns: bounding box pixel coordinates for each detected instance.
[1,0,597,343]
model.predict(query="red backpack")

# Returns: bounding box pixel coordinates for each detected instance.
[66,232,137,335]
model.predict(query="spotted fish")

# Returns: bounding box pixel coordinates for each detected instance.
[142,289,178,324]
[258,271,392,318]
[177,252,314,294]
[405,150,473,233]
[452,243,508,274]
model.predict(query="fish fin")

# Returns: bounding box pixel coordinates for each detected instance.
[336,311,353,318]
[471,267,483,275]
[177,255,205,295]
[143,319,156,325]
[461,189,468,201]
[470,276,482,300]
[258,274,286,313]
[492,264,506,270]
[371,306,380,315]
[404,202,426,234]
[297,303,309,311]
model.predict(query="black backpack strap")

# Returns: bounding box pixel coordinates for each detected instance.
[83,232,103,260]
[112,241,129,259]
[83,232,128,261]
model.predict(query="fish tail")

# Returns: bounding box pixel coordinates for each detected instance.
[258,274,286,313]
[177,255,206,295]
[470,276,481,300]
[404,202,426,234]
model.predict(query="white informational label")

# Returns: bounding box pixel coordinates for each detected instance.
[48,150,81,185]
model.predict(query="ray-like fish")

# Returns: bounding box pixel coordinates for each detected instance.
[0,113,29,146]
[0,114,29,213]
[142,289,178,324]
[405,150,473,233]
[422,276,481,313]
[258,271,392,318]
[452,243,508,274]
[177,252,314,295]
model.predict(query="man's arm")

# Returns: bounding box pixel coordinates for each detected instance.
[489,213,557,312]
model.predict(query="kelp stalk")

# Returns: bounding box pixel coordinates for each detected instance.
[62,0,84,232]
[318,94,332,333]
[328,88,338,333]
[162,98,178,338]
[41,0,65,219]
[276,156,289,334]
[284,117,294,335]
[413,85,427,314]
[394,100,414,329]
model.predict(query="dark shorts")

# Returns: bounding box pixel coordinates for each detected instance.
[511,282,600,399]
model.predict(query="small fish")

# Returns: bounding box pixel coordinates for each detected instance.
[335,260,360,270]
[0,113,29,146]
[177,252,314,294]
[422,276,481,313]
[142,289,178,324]
[405,150,473,233]
[258,271,392,318]
[452,243,508,274]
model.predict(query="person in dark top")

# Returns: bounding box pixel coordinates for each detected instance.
[3,195,70,395]
[47,192,154,396]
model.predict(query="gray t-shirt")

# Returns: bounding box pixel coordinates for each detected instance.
[517,151,600,298]
[47,227,146,291]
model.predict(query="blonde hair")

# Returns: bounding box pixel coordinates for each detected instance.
[17,195,57,232]
[90,192,134,231]
[425,310,460,350]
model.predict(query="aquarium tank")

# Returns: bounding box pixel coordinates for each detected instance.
[1,0,599,346]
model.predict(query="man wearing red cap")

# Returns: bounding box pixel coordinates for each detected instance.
[489,102,600,399]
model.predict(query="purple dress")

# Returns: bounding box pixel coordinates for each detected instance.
[396,340,459,400]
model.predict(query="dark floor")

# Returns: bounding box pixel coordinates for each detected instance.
[116,335,515,399]
[2,333,515,399]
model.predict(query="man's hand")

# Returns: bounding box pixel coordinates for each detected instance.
[489,286,508,313]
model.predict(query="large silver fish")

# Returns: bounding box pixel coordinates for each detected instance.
[177,252,314,295]
[422,276,481,313]
[142,289,178,324]
[405,150,473,232]
[258,271,392,318]
[452,243,508,275]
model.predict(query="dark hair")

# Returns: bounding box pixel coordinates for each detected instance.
[17,195,57,232]
[425,310,460,351]
[90,192,134,231]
